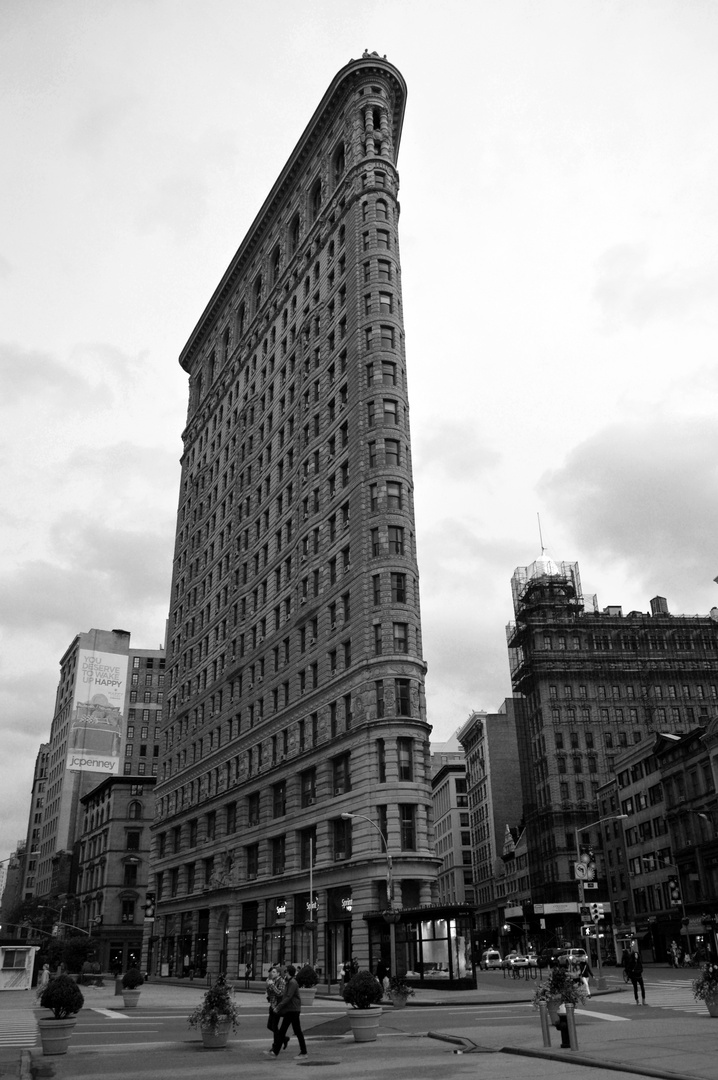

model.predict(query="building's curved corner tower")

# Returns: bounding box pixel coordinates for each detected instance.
[152,53,440,984]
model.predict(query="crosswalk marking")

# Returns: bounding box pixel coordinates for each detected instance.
[0,1011,38,1046]
[603,980,704,1015]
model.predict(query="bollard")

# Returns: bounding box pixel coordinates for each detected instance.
[556,1007,571,1048]
[565,1003,579,1050]
[538,1001,552,1047]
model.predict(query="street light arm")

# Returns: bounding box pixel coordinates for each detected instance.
[341,811,394,904]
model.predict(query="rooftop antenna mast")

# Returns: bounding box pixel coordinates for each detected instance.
[537,513,546,556]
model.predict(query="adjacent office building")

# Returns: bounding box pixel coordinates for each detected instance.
[34,628,163,917]
[151,54,454,987]
[506,552,718,944]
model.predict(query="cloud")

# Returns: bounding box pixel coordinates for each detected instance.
[0,342,97,408]
[594,245,718,328]
[539,417,718,607]
[413,419,501,479]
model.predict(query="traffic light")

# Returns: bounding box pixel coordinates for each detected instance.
[142,892,156,921]
[590,903,603,923]
[668,876,682,907]
[579,844,596,881]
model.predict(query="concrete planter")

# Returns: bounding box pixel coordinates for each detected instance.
[346,1004,382,1042]
[200,1017,233,1048]
[299,987,317,1007]
[388,991,409,1009]
[122,989,141,1008]
[38,1017,78,1056]
[705,996,718,1017]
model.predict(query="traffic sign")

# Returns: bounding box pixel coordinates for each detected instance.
[574,862,588,880]
[583,882,599,890]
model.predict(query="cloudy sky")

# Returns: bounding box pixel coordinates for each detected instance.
[2,0,718,861]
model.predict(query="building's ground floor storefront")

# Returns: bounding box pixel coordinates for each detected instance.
[144,888,476,989]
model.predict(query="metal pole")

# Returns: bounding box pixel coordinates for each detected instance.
[565,1003,579,1050]
[538,1001,552,1047]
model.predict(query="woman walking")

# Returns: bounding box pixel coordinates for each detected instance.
[266,964,307,1059]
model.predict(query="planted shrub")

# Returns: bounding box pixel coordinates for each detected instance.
[122,967,145,990]
[296,964,319,988]
[343,970,383,1010]
[188,973,240,1033]
[39,974,85,1019]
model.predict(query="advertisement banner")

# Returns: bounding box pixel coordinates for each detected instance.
[66,648,128,774]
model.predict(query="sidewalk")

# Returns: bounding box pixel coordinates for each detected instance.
[4,976,716,1080]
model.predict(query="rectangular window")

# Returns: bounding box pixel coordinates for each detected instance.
[388,526,404,555]
[395,678,411,717]
[397,737,413,781]
[332,817,352,861]
[399,804,416,850]
[393,622,408,653]
[332,753,351,795]
[375,680,385,719]
[376,736,386,780]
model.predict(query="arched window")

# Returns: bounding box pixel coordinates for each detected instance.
[332,142,345,187]
[372,107,382,132]
[271,246,281,285]
[237,302,246,338]
[376,199,388,221]
[289,214,301,254]
[128,801,143,820]
[253,274,262,314]
[309,178,322,222]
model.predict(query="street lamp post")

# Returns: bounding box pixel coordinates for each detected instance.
[574,814,628,991]
[341,812,397,976]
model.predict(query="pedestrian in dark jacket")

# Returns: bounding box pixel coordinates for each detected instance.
[625,950,646,1005]
[267,964,307,1058]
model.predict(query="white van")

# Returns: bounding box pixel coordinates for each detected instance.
[480,949,502,970]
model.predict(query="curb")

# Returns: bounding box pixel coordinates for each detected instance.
[502,1045,708,1080]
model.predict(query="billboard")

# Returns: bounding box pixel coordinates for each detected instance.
[66,649,128,774]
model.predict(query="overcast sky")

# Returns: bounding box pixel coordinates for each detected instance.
[2,0,718,861]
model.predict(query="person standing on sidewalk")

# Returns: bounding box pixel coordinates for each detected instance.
[626,949,646,1004]
[267,964,307,1059]
[578,957,594,998]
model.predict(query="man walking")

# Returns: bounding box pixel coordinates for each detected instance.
[266,963,308,1059]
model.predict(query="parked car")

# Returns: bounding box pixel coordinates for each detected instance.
[525,953,538,967]
[480,949,502,970]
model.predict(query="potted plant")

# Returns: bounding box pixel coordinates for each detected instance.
[387,974,415,1009]
[532,963,586,1047]
[187,973,240,1048]
[343,969,384,1042]
[296,964,319,1006]
[121,966,144,1008]
[692,961,718,1017]
[37,974,84,1055]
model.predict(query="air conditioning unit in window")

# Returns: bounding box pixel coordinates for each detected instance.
[300,597,307,605]
[334,787,343,796]
[306,797,315,805]
[258,636,264,644]
[309,637,316,646]
[330,668,337,677]
[301,555,307,563]
[335,851,347,861]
